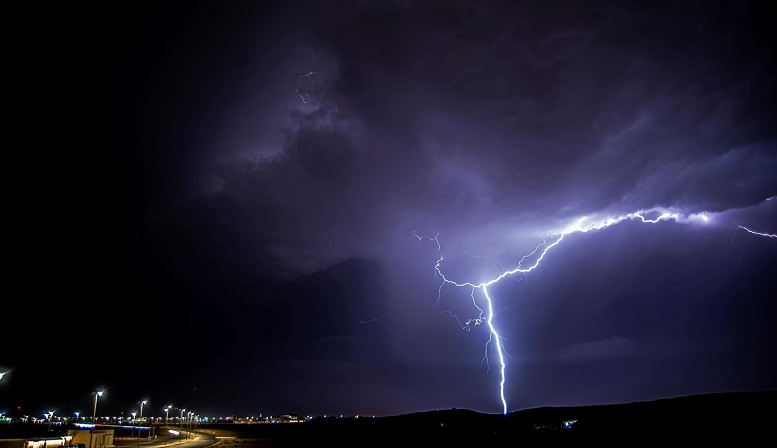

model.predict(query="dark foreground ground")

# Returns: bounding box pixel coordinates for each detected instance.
[199,390,775,447]
[4,391,774,447]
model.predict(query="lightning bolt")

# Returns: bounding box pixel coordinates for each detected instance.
[415,207,737,415]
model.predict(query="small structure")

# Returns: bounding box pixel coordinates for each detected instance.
[71,428,113,448]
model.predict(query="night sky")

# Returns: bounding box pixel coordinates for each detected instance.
[4,0,776,420]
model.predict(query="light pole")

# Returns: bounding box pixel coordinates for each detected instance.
[46,411,54,431]
[75,412,80,422]
[164,406,171,427]
[180,409,185,427]
[164,405,173,446]
[140,400,146,423]
[92,391,104,423]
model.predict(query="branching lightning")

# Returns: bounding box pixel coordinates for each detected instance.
[415,206,777,414]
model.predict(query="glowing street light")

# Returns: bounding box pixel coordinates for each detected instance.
[92,391,104,423]
[187,411,195,437]
[75,412,80,421]
[164,406,171,427]
[140,400,147,422]
[180,408,185,426]
[183,411,189,438]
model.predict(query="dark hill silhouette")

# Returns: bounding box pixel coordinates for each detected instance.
[201,390,775,446]
[3,391,773,446]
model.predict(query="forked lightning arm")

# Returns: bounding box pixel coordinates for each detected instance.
[738,225,776,238]
[416,207,773,414]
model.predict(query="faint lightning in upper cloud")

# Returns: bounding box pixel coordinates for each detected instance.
[297,73,319,104]
[293,49,342,117]
[296,49,321,105]
[355,316,382,325]
[346,292,382,327]
[415,207,714,415]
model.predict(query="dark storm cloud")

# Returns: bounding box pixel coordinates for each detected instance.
[184,0,775,273]
[143,0,774,413]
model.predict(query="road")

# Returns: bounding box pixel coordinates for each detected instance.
[115,429,219,448]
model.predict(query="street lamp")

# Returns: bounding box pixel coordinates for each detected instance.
[75,412,80,422]
[140,400,147,422]
[164,406,171,427]
[92,391,104,423]
[180,409,185,426]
